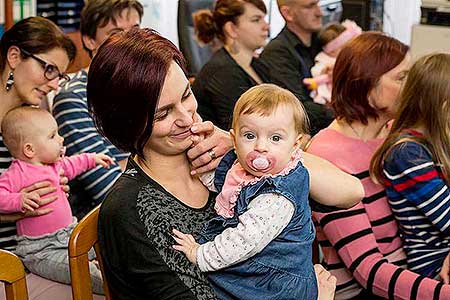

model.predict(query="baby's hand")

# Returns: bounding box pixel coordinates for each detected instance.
[314,264,336,300]
[172,228,199,264]
[95,154,114,168]
[21,191,41,212]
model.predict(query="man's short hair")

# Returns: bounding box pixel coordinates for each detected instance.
[80,0,143,53]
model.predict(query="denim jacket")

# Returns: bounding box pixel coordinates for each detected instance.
[199,151,317,300]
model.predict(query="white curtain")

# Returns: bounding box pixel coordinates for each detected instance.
[140,0,179,47]
[383,0,421,45]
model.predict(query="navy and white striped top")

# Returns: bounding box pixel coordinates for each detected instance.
[383,131,450,278]
[53,70,129,205]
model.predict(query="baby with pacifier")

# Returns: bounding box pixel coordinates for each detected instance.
[173,84,336,300]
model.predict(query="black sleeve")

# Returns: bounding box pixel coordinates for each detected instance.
[195,66,252,130]
[260,44,334,135]
[260,42,309,102]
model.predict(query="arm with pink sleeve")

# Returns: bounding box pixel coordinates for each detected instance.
[0,164,24,213]
[315,204,450,299]
[59,153,97,180]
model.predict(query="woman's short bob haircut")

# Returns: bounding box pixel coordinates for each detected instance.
[331,32,409,125]
[87,28,186,157]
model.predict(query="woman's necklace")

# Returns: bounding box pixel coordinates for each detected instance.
[347,121,386,144]
[348,122,367,142]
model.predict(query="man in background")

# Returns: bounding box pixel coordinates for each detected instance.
[53,0,143,218]
[260,0,334,135]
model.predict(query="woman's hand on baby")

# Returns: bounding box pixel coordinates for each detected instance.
[21,191,41,212]
[314,264,336,300]
[172,229,199,264]
[95,153,114,168]
[440,252,450,284]
[20,181,57,216]
[187,121,233,175]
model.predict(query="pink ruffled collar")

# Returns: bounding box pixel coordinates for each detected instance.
[214,149,304,218]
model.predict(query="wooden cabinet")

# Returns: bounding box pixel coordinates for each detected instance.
[5,0,14,30]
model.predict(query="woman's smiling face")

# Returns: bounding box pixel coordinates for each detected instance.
[145,61,198,156]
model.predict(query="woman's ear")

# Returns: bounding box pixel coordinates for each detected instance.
[223,21,238,40]
[23,143,35,159]
[6,46,22,70]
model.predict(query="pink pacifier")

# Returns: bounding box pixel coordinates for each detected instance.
[246,151,276,173]
[252,156,270,170]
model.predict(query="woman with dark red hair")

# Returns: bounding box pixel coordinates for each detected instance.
[307,32,450,299]
[88,27,364,299]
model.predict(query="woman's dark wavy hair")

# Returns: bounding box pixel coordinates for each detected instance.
[87,28,186,158]
[0,16,76,72]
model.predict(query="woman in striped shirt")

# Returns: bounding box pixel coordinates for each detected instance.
[0,17,100,300]
[307,33,450,299]
[371,53,450,281]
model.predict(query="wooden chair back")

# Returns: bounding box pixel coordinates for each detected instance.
[68,205,110,300]
[0,249,28,300]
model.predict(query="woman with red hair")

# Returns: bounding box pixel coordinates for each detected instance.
[307,32,450,299]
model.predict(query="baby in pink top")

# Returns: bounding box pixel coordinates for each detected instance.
[0,106,112,294]
[303,20,362,104]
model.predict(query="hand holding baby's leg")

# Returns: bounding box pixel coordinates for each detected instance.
[172,229,200,264]
[314,264,336,300]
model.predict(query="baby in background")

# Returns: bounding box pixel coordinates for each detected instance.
[304,20,362,104]
[173,84,336,300]
[0,106,113,294]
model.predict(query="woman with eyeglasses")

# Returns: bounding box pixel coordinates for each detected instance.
[0,17,102,300]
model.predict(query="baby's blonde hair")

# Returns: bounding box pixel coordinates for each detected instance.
[231,83,309,134]
[1,106,51,158]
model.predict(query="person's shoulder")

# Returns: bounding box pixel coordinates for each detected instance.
[263,35,288,52]
[388,139,432,165]
[54,70,88,101]
[308,128,342,149]
[200,48,237,71]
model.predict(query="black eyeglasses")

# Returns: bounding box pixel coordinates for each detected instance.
[20,48,70,87]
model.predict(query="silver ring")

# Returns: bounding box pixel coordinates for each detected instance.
[207,149,216,160]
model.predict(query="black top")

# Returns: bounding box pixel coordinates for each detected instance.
[260,26,334,135]
[98,159,217,300]
[192,47,271,130]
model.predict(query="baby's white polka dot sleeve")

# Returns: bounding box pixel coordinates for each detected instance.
[196,193,294,272]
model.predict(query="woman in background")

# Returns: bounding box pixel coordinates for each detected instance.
[307,32,450,299]
[192,0,270,130]
[0,16,103,300]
